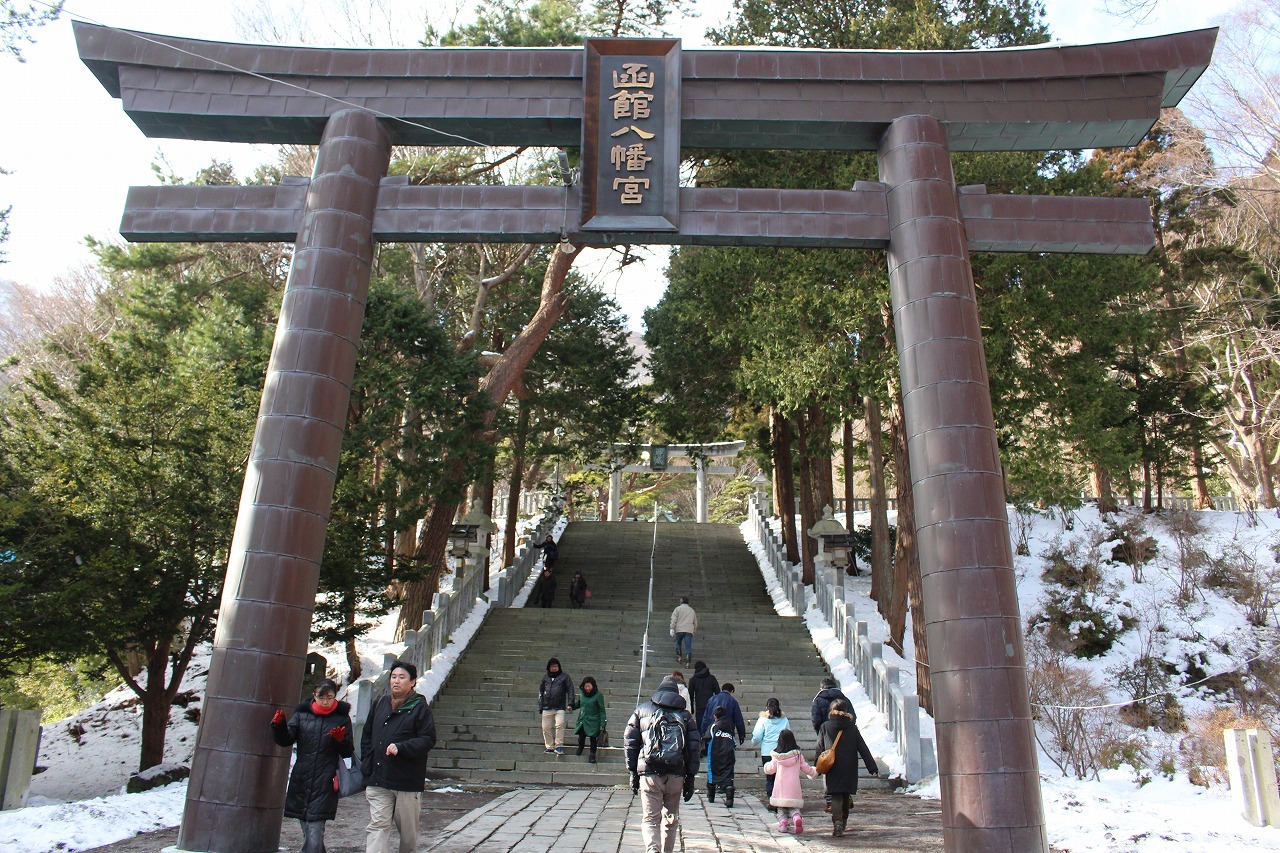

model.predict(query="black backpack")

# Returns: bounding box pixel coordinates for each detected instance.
[640,708,686,773]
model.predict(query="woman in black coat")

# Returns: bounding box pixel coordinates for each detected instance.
[271,679,355,853]
[814,698,879,838]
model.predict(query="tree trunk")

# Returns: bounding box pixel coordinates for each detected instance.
[477,462,496,592]
[772,407,800,565]
[344,593,361,680]
[1190,444,1212,509]
[502,403,531,569]
[805,404,834,513]
[795,408,817,585]
[907,530,932,714]
[864,395,891,610]
[394,244,579,639]
[130,638,174,771]
[1090,462,1117,513]
[842,418,856,566]
[887,390,917,655]
[397,499,459,640]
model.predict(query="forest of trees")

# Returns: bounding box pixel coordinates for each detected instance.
[1,0,1278,769]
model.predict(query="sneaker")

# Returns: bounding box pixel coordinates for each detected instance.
[792,815,803,834]
[777,818,789,834]
[833,821,845,837]
[555,747,565,755]
[544,748,554,754]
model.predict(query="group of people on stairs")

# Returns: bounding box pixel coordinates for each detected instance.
[265,536,882,853]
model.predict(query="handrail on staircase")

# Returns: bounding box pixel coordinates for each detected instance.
[745,494,937,784]
[347,505,565,745]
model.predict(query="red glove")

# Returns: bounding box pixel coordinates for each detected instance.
[271,709,286,725]
[328,726,347,742]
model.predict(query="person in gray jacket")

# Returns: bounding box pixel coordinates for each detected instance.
[624,675,702,853]
[669,596,697,667]
[538,657,574,754]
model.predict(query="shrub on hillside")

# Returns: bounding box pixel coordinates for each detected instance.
[1040,537,1106,591]
[1109,655,1185,732]
[1161,512,1208,601]
[1028,640,1134,780]
[1107,514,1158,583]
[1029,585,1135,658]
[1203,541,1280,626]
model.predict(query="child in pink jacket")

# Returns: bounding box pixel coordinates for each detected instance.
[764,729,817,833]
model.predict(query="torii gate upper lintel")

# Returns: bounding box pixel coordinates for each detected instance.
[74,22,1217,853]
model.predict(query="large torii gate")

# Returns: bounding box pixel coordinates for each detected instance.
[75,22,1215,853]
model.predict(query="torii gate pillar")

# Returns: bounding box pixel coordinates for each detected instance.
[608,468,622,521]
[879,115,1045,852]
[695,457,708,523]
[176,110,390,852]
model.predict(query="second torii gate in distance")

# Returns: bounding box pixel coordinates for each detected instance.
[607,440,746,522]
[75,22,1216,853]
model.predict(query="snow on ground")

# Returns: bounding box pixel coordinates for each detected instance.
[0,516,571,852]
[3,508,1277,852]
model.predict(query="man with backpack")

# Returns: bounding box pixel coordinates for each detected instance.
[623,675,702,853]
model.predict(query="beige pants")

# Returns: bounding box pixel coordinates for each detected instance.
[639,773,685,853]
[366,786,421,853]
[541,709,566,749]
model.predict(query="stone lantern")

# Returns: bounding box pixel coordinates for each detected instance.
[449,504,492,587]
[808,505,853,599]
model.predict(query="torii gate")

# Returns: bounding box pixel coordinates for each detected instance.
[607,440,745,522]
[75,22,1215,853]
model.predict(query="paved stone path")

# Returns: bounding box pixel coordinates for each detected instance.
[425,787,811,853]
[88,783,944,852]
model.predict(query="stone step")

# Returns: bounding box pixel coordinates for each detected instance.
[423,522,878,781]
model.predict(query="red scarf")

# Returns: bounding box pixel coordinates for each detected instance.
[312,701,338,716]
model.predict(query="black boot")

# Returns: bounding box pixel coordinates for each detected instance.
[707,783,715,802]
[725,788,734,808]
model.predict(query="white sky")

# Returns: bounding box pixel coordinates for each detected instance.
[0,0,1239,330]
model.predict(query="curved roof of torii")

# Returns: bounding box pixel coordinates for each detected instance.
[74,22,1216,153]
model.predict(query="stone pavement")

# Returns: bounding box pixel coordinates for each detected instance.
[88,783,943,853]
[424,786,944,853]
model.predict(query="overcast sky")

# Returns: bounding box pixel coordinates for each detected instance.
[0,0,1238,330]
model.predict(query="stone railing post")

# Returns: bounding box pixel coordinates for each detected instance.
[1225,728,1280,827]
[0,709,40,810]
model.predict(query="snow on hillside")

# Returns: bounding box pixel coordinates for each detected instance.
[747,503,1279,852]
[1,508,1276,852]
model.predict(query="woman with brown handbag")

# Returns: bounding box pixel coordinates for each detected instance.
[813,698,879,837]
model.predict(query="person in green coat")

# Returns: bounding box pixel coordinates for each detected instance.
[574,676,607,763]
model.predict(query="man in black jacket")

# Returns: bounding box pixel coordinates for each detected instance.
[361,661,437,853]
[624,675,702,853]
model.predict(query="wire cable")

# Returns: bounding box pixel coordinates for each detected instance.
[48,1,494,147]
[634,506,662,710]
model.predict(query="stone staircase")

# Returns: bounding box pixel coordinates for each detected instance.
[427,521,886,792]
